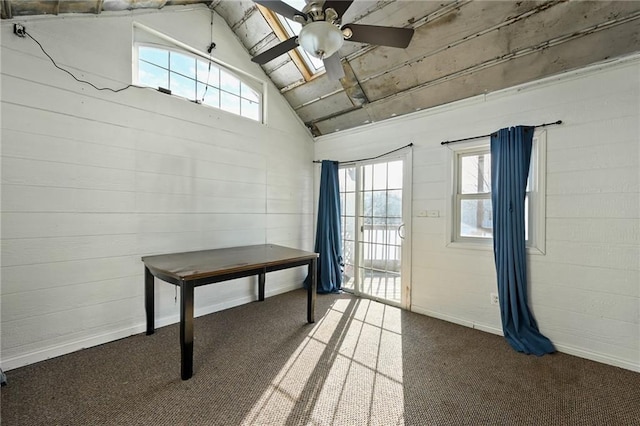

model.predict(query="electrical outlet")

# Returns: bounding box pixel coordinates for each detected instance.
[490,293,499,305]
[13,24,26,37]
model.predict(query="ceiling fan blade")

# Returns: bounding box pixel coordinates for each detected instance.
[323,53,345,80]
[323,0,354,19]
[342,24,414,48]
[253,0,306,21]
[251,36,299,64]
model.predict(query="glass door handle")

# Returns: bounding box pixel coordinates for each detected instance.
[397,223,405,240]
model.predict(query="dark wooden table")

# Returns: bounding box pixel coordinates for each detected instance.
[142,244,318,380]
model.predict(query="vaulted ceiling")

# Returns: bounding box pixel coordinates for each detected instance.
[3,0,640,136]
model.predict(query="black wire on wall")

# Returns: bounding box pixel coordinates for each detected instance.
[24,29,146,93]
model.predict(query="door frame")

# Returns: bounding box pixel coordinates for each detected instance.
[340,149,412,310]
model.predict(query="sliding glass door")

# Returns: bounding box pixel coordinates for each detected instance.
[338,153,411,308]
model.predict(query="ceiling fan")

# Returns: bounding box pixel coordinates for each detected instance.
[252,0,414,79]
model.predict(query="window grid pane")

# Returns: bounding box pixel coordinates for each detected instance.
[139,46,168,68]
[170,72,196,100]
[460,153,491,194]
[197,61,220,86]
[169,52,195,79]
[220,91,240,115]
[136,44,261,122]
[138,60,168,89]
[241,98,260,121]
[241,82,260,102]
[455,147,534,243]
[459,197,493,238]
[220,70,240,96]
[198,84,220,108]
[339,166,357,291]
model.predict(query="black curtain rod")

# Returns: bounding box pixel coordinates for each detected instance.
[440,120,563,146]
[313,143,413,164]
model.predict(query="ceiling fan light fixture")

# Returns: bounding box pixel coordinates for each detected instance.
[298,21,344,59]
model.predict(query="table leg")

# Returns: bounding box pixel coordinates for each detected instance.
[307,258,317,323]
[145,267,155,335]
[180,281,194,380]
[258,270,265,301]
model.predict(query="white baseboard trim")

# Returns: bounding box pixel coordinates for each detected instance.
[552,343,640,373]
[1,325,146,372]
[1,284,301,372]
[410,305,640,373]
[411,306,503,336]
[6,292,637,374]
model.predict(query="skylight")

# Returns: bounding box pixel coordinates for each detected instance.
[257,0,326,80]
[280,0,325,73]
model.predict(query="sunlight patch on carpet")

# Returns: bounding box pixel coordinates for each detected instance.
[242,298,405,425]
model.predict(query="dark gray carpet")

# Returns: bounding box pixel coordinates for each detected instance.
[2,289,639,425]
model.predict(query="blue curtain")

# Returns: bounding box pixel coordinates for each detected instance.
[491,126,555,356]
[305,160,343,293]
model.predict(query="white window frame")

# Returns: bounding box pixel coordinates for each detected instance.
[453,146,493,243]
[446,130,546,255]
[132,22,265,123]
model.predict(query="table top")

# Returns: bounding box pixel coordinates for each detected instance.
[141,244,317,281]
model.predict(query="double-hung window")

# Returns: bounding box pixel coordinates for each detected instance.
[455,148,493,240]
[450,131,546,253]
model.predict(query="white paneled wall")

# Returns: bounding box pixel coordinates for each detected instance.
[315,56,640,371]
[1,6,314,369]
